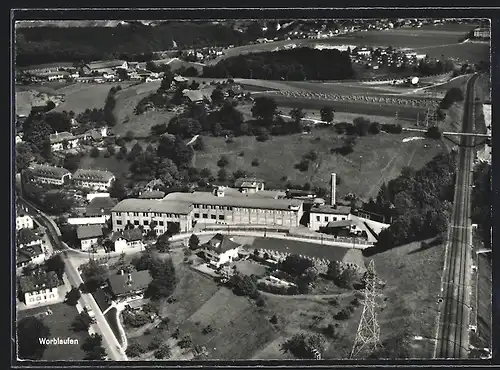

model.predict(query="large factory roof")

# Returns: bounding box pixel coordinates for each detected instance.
[111,198,193,215]
[163,191,302,211]
[310,204,351,215]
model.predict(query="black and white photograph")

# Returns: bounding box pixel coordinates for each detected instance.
[12,13,492,363]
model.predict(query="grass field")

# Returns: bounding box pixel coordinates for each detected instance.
[369,240,446,358]
[112,81,177,137]
[52,83,129,114]
[17,303,89,360]
[193,128,445,201]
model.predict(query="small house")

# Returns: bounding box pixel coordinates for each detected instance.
[76,225,103,251]
[17,244,45,268]
[110,228,144,253]
[107,270,152,301]
[49,131,79,152]
[19,270,61,307]
[203,233,241,268]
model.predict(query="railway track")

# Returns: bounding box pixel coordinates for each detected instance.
[434,73,479,358]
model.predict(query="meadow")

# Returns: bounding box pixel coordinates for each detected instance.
[193,127,445,201]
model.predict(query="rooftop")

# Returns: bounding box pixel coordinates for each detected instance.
[205,234,240,253]
[221,187,285,199]
[234,177,265,188]
[111,198,193,215]
[17,244,44,263]
[310,204,351,215]
[73,169,115,183]
[182,89,211,102]
[19,270,60,293]
[163,191,303,211]
[85,196,118,217]
[76,225,103,240]
[325,219,354,228]
[49,131,76,144]
[138,190,166,199]
[121,228,143,242]
[108,270,152,296]
[87,60,127,70]
[17,228,41,246]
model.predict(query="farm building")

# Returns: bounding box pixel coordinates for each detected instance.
[308,204,352,231]
[29,164,72,186]
[84,60,129,74]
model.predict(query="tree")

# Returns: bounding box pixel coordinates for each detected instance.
[84,345,107,360]
[15,143,34,172]
[146,258,176,300]
[127,143,143,161]
[125,130,135,142]
[125,340,146,358]
[193,136,205,151]
[353,116,370,136]
[71,311,93,331]
[155,232,171,253]
[17,317,51,360]
[46,100,56,111]
[270,314,278,324]
[230,274,258,298]
[109,178,127,200]
[217,168,228,182]
[148,334,164,351]
[81,333,103,352]
[178,334,193,349]
[251,96,277,123]
[64,286,81,306]
[369,121,381,134]
[63,153,82,172]
[189,80,200,90]
[217,155,229,168]
[42,192,74,214]
[188,234,200,250]
[90,147,100,157]
[211,88,224,105]
[154,344,172,359]
[320,106,334,124]
[45,254,65,279]
[281,333,326,359]
[335,268,360,289]
[280,255,313,277]
[80,259,109,292]
[425,126,442,139]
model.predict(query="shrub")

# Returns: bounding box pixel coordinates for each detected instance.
[270,314,278,324]
[369,121,381,134]
[202,325,213,334]
[251,158,260,166]
[124,130,135,142]
[334,307,352,320]
[126,340,146,357]
[148,334,163,350]
[256,297,266,307]
[90,147,100,157]
[238,151,244,157]
[153,344,171,359]
[217,155,229,168]
[295,159,310,172]
[425,126,442,139]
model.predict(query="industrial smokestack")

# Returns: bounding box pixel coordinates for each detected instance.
[127,273,133,285]
[330,173,336,206]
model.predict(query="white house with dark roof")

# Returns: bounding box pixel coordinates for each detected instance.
[110,228,144,253]
[17,228,43,249]
[17,244,45,268]
[107,270,152,301]
[85,60,128,74]
[202,233,241,268]
[76,225,103,251]
[49,131,79,152]
[72,169,115,191]
[308,203,352,231]
[234,177,265,193]
[30,164,72,186]
[19,270,61,307]
[16,205,34,230]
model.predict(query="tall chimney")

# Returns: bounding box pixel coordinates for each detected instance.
[127,273,133,285]
[330,173,336,206]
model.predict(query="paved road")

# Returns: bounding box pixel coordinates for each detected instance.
[16,196,127,361]
[434,73,480,358]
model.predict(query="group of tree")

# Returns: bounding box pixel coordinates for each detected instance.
[203,48,354,81]
[16,22,260,66]
[21,181,75,215]
[413,58,455,76]
[76,107,107,128]
[81,333,108,360]
[131,251,177,300]
[471,162,491,250]
[363,153,457,253]
[80,258,109,292]
[103,86,121,126]
[281,333,326,359]
[17,316,51,359]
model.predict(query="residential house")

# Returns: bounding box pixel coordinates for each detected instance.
[473,27,490,39]
[308,204,352,231]
[173,75,189,85]
[234,177,265,193]
[29,164,72,186]
[85,196,118,219]
[76,225,103,251]
[49,131,79,152]
[35,71,71,82]
[17,244,45,268]
[17,228,43,249]
[182,89,211,104]
[18,62,74,74]
[19,270,61,307]
[81,127,108,143]
[16,206,34,230]
[110,228,144,253]
[286,189,316,199]
[72,169,115,191]
[202,233,241,268]
[107,270,152,301]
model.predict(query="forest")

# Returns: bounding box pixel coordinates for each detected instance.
[203,48,355,81]
[16,22,253,66]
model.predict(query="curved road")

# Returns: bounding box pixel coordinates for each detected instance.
[16,196,128,361]
[434,73,479,358]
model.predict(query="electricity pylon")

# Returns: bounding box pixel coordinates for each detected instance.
[350,260,384,359]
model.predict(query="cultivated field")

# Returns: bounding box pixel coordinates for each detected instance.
[209,25,481,64]
[369,240,446,358]
[17,303,90,360]
[193,128,445,201]
[52,82,132,114]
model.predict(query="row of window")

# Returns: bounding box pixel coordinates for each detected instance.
[316,216,347,222]
[115,212,180,218]
[116,219,165,226]
[194,213,225,220]
[28,293,56,302]
[195,204,233,211]
[26,288,53,296]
